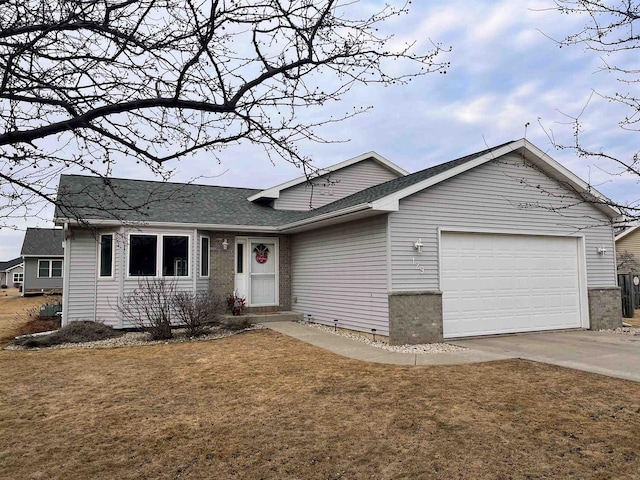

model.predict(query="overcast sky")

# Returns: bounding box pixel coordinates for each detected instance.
[1,0,638,260]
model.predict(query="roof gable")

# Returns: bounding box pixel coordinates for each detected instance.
[20,228,64,256]
[247,152,408,203]
[616,224,640,242]
[0,257,23,271]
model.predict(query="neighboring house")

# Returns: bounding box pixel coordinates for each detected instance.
[0,258,24,288]
[615,225,640,273]
[54,139,622,344]
[20,228,64,296]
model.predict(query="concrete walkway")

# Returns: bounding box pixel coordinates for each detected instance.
[452,330,640,383]
[264,321,512,366]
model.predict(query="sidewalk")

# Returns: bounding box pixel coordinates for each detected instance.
[264,321,513,366]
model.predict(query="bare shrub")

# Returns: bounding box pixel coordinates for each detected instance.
[117,278,176,340]
[173,290,225,337]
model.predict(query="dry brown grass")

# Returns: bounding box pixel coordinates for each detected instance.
[627,309,640,327]
[0,290,58,345]
[1,330,639,479]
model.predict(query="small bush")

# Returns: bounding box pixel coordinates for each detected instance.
[173,290,225,337]
[14,321,121,348]
[117,278,175,340]
[1,284,7,289]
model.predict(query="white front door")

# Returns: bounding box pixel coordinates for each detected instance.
[235,238,278,307]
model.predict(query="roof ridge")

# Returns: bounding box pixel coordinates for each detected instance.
[59,173,262,192]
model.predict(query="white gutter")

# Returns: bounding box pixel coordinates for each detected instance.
[278,202,395,232]
[55,218,279,232]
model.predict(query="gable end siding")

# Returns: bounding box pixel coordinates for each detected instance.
[274,159,401,211]
[291,215,389,335]
[390,154,617,291]
[616,231,640,259]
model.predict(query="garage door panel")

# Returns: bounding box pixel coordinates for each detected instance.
[442,232,582,338]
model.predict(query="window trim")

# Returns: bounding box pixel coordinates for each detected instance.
[161,234,190,278]
[127,233,159,278]
[199,235,210,278]
[126,233,193,279]
[98,233,115,278]
[13,272,23,283]
[37,259,63,278]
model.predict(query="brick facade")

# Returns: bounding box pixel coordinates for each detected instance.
[587,287,622,330]
[205,231,291,312]
[388,291,443,345]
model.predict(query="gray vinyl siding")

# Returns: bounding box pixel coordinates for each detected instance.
[65,231,98,322]
[389,154,617,291]
[291,215,389,335]
[616,230,640,258]
[23,257,64,292]
[274,159,400,211]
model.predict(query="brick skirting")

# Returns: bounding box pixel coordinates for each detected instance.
[388,291,443,345]
[587,287,622,330]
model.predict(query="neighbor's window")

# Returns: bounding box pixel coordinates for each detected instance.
[200,236,210,277]
[163,236,188,276]
[99,234,113,277]
[13,272,23,283]
[38,260,63,278]
[129,235,157,276]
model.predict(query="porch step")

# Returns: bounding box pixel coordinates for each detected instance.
[222,311,302,324]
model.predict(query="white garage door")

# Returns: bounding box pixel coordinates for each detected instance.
[441,232,583,338]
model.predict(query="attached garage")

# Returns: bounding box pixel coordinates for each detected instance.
[440,231,586,338]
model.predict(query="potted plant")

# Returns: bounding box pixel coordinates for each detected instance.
[227,291,246,316]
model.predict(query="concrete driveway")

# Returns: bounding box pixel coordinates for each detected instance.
[451,330,640,382]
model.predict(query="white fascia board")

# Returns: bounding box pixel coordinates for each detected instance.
[246,151,408,202]
[616,224,640,241]
[278,204,389,233]
[59,218,279,233]
[521,139,621,218]
[278,203,373,232]
[5,263,23,272]
[21,255,64,258]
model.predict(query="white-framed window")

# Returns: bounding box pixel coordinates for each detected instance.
[128,234,158,276]
[99,234,114,277]
[162,235,189,277]
[127,233,190,277]
[38,259,63,278]
[200,236,210,277]
[13,272,23,283]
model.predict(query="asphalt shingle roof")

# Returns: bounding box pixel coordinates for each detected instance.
[0,257,22,271]
[54,142,514,227]
[21,228,64,256]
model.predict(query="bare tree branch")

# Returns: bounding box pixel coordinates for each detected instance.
[0,0,450,226]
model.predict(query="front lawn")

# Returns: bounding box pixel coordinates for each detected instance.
[1,330,639,479]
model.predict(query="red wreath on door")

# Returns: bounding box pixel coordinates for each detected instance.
[254,243,269,264]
